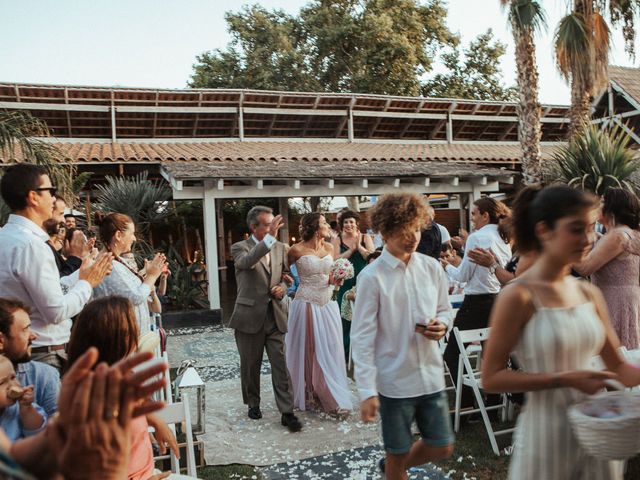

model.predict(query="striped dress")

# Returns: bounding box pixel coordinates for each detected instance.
[509,287,622,480]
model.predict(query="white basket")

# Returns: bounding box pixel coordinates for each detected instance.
[568,391,640,460]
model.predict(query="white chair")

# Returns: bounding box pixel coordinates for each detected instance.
[152,393,197,477]
[452,326,514,456]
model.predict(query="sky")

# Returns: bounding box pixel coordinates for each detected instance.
[1,0,640,106]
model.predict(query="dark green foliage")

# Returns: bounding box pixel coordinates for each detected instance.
[190,1,514,100]
[166,245,209,311]
[552,124,640,195]
[422,30,518,101]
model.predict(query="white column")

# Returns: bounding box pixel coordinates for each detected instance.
[203,183,221,310]
[278,197,289,244]
[468,188,482,231]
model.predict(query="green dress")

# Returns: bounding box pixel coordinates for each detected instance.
[337,237,368,358]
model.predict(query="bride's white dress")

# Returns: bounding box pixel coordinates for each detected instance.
[285,255,353,412]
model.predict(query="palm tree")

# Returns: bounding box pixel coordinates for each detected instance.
[501,0,546,185]
[94,172,171,250]
[0,110,79,214]
[552,124,640,195]
[554,1,640,139]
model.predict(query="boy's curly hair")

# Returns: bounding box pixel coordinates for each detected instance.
[369,193,429,238]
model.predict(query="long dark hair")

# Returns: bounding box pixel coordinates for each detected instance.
[602,187,640,230]
[66,296,139,369]
[512,185,597,253]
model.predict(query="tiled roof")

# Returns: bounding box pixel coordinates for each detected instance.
[0,140,558,166]
[609,66,640,106]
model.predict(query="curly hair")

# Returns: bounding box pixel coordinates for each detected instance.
[300,212,323,241]
[339,210,360,229]
[368,193,428,238]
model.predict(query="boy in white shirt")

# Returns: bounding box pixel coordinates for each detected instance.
[351,193,454,480]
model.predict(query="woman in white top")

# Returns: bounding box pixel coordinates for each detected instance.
[93,212,167,334]
[482,185,640,480]
[441,197,511,410]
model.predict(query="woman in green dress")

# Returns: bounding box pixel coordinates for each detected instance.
[331,210,375,359]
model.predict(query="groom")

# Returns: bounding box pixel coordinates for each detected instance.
[229,205,302,432]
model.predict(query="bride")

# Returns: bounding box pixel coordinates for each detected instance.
[286,212,353,414]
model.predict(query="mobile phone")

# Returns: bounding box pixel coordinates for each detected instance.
[415,323,427,334]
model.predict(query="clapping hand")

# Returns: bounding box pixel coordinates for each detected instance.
[79,252,113,288]
[467,247,496,268]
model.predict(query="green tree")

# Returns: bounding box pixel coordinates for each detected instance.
[190,1,512,98]
[422,30,517,101]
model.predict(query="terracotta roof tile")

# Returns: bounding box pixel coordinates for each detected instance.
[609,66,640,106]
[1,140,560,166]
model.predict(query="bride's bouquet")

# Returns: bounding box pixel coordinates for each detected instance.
[330,258,355,301]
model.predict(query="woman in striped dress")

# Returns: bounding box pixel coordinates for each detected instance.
[482,185,640,480]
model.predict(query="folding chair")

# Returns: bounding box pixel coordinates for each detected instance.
[452,326,514,456]
[151,393,197,477]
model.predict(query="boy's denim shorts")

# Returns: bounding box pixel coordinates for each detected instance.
[378,390,454,454]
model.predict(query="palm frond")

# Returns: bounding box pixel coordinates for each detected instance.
[503,0,547,33]
[551,124,640,195]
[94,171,171,238]
[554,12,591,85]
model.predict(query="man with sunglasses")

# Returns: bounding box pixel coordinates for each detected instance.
[0,164,113,372]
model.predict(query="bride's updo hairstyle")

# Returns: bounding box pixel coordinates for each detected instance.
[512,184,597,253]
[473,197,511,243]
[94,211,133,247]
[300,212,323,241]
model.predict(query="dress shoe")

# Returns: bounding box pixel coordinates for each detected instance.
[248,406,262,420]
[281,412,302,432]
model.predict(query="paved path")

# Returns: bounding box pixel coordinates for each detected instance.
[166,324,447,479]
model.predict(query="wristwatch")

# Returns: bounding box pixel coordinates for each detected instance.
[489,262,499,275]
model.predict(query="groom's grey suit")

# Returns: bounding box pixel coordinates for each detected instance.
[228,235,294,414]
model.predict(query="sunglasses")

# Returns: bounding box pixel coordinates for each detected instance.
[34,186,57,197]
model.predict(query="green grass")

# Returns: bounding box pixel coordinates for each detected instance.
[197,464,260,480]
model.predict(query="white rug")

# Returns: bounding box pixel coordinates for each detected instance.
[200,375,381,466]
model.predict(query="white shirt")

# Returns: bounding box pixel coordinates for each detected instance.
[0,215,92,346]
[351,248,453,400]
[445,223,511,295]
[436,223,451,243]
[251,234,275,266]
[93,260,152,334]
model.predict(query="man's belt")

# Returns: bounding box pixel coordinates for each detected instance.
[32,344,67,353]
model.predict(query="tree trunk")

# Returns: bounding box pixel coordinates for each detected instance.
[569,0,594,139]
[513,25,542,185]
[346,196,360,212]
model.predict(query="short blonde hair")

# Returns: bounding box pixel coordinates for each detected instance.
[369,193,429,238]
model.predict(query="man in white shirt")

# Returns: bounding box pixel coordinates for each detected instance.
[0,164,112,371]
[441,197,511,411]
[351,193,454,480]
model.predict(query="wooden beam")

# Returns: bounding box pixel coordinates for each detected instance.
[64,88,73,137]
[367,99,391,138]
[323,179,335,189]
[152,91,159,138]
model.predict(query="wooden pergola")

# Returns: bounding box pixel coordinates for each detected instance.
[0,82,572,313]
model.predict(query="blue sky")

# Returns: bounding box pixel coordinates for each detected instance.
[1,0,639,105]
